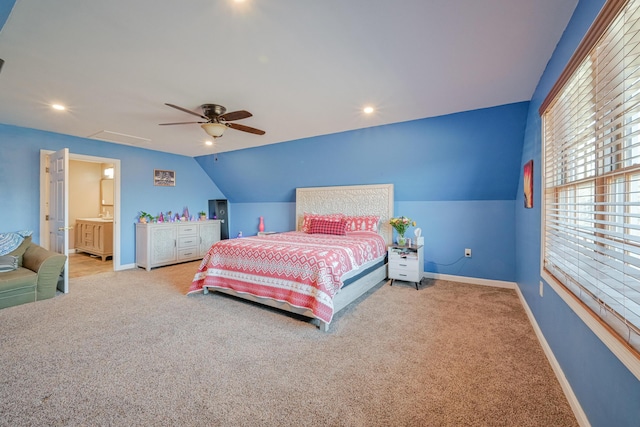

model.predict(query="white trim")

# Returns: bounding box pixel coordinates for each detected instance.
[39,152,51,249]
[118,262,136,271]
[515,284,591,427]
[542,271,640,381]
[422,272,516,290]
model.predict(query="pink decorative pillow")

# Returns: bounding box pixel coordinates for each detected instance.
[345,215,380,232]
[301,213,344,233]
[309,218,348,236]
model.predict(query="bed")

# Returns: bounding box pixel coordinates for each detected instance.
[189,183,394,331]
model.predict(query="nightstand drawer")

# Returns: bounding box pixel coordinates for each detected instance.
[389,257,419,270]
[389,249,419,261]
[388,267,421,283]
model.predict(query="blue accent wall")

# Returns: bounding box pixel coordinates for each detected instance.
[197,103,528,203]
[0,124,225,265]
[197,103,527,282]
[515,0,640,426]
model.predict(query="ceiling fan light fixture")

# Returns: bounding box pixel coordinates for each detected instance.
[201,122,226,137]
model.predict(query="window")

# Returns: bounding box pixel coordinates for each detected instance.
[542,0,640,359]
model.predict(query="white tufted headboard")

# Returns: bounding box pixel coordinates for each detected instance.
[295,184,394,245]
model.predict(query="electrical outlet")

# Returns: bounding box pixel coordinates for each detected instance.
[465,248,471,258]
[539,281,544,297]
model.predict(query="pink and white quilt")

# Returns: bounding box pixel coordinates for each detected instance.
[189,231,387,324]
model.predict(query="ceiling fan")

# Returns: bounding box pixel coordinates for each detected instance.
[159,103,265,138]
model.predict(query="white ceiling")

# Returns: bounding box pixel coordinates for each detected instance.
[0,0,578,157]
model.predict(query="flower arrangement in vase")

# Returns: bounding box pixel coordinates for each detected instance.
[138,211,154,223]
[389,216,416,246]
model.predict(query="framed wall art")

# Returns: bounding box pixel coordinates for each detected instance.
[154,169,175,187]
[523,160,533,208]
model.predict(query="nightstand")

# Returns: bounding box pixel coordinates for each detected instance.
[388,244,424,290]
[257,231,277,236]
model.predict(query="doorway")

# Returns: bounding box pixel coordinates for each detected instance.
[68,160,114,278]
[39,150,121,281]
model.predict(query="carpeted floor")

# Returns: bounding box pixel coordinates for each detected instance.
[0,262,578,426]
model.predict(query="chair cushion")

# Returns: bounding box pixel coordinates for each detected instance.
[0,267,37,293]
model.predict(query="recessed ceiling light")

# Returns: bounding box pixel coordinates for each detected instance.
[363,106,374,114]
[205,140,214,146]
[52,104,66,111]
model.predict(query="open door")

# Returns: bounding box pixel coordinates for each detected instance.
[49,148,70,293]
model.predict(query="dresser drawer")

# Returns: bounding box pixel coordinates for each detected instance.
[178,225,198,237]
[177,247,198,260]
[178,235,198,248]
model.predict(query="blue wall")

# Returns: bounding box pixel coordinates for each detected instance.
[0,103,524,282]
[198,103,528,203]
[515,0,640,425]
[0,124,225,265]
[198,103,527,282]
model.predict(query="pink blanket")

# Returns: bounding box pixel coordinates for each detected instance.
[190,231,386,323]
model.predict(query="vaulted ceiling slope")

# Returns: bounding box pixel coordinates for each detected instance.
[197,102,530,203]
[0,1,577,157]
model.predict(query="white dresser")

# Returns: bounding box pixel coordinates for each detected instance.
[388,244,424,290]
[135,220,221,271]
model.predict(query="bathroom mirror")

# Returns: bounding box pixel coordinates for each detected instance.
[101,179,114,206]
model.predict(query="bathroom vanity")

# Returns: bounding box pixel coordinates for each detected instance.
[75,218,113,261]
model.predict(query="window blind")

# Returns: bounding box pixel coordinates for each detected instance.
[542,0,640,354]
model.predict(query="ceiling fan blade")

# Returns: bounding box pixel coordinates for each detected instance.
[165,103,208,120]
[227,122,266,135]
[159,121,205,126]
[219,110,252,121]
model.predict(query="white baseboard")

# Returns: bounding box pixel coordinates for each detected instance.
[514,287,590,426]
[117,263,136,271]
[422,272,516,290]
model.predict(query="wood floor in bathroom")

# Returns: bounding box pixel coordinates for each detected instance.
[68,252,113,278]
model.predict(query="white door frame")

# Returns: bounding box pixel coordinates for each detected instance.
[40,150,122,272]
[49,148,69,292]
